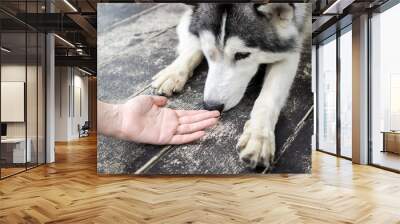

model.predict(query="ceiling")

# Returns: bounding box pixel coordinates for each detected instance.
[312,0,391,43]
[1,0,395,74]
[0,0,99,74]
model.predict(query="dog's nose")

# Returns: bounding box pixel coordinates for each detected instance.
[203,101,224,112]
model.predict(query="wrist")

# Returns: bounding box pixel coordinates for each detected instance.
[98,101,125,139]
[111,104,125,139]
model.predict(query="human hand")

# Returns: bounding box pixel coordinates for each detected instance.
[111,95,220,145]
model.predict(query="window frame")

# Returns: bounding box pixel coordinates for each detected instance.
[367,0,400,173]
[315,22,353,161]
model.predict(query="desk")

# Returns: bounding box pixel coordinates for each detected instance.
[1,138,31,163]
[382,131,400,154]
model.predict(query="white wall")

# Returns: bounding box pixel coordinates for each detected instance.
[46,32,55,163]
[1,65,27,142]
[1,65,26,136]
[1,82,25,122]
[1,63,46,163]
[1,64,40,138]
[73,73,89,137]
[55,66,69,141]
[312,45,316,150]
[54,67,89,141]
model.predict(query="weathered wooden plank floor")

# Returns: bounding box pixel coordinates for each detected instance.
[1,135,400,223]
[97,3,313,174]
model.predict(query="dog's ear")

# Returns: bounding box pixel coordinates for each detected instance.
[254,3,294,21]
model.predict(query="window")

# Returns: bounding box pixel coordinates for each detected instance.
[339,27,352,158]
[317,35,337,154]
[370,2,400,171]
[316,25,353,159]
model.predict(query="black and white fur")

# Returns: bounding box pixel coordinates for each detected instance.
[152,3,311,169]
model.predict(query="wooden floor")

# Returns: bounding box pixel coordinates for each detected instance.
[1,167,26,178]
[1,135,400,223]
[372,150,400,171]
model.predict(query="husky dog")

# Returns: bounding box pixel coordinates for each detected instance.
[152,3,311,169]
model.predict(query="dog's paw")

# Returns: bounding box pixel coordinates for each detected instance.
[237,121,275,169]
[151,65,191,96]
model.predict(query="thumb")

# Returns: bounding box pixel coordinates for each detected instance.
[151,95,168,106]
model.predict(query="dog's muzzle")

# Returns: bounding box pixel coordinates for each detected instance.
[203,101,224,112]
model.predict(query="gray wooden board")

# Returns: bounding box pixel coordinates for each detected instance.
[97,3,158,34]
[97,3,313,175]
[97,3,184,103]
[97,135,164,174]
[270,117,313,174]
[146,64,313,174]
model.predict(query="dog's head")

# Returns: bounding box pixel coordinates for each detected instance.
[188,3,310,111]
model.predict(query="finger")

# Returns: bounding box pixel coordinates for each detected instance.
[176,117,218,134]
[151,95,168,106]
[169,131,205,145]
[179,111,220,124]
[175,109,210,116]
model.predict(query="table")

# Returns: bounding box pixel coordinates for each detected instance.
[1,138,31,163]
[382,131,400,154]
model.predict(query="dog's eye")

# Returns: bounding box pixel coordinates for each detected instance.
[234,52,251,61]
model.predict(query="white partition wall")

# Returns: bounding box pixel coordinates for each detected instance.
[1,82,24,122]
[54,67,89,142]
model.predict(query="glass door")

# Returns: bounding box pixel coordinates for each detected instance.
[1,30,28,177]
[0,1,47,179]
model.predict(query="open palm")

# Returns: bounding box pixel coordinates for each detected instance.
[119,95,220,145]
